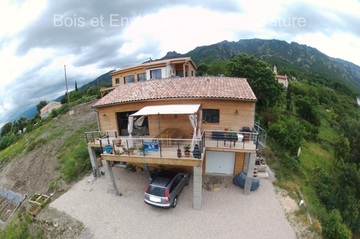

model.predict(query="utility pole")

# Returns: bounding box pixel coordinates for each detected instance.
[64,65,70,104]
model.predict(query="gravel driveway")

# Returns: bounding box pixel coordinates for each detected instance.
[50,167,297,239]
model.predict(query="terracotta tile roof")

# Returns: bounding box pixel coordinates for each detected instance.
[92,76,257,108]
[275,74,288,79]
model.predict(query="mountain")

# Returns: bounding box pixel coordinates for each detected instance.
[161,39,360,93]
[78,70,114,91]
[14,71,114,122]
[11,39,360,124]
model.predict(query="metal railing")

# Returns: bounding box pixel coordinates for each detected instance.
[202,129,259,151]
[85,126,266,159]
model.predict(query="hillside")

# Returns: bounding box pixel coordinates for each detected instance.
[0,100,97,237]
[0,101,96,195]
[10,38,360,124]
[161,39,360,93]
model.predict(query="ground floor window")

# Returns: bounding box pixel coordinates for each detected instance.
[202,109,219,123]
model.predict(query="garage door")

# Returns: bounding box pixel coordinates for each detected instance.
[206,151,235,174]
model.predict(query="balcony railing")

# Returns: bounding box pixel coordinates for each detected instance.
[202,129,258,151]
[85,128,262,161]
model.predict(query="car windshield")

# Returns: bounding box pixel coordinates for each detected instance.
[147,185,165,197]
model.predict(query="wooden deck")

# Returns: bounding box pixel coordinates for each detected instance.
[88,133,257,167]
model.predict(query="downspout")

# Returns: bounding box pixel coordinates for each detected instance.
[94,109,100,131]
[158,113,161,135]
[158,113,162,157]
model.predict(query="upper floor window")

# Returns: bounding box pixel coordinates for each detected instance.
[124,75,135,83]
[176,70,184,77]
[115,78,120,84]
[202,109,219,123]
[150,69,162,79]
[138,73,146,82]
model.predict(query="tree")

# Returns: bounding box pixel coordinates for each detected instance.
[333,135,350,164]
[268,115,304,155]
[75,81,78,91]
[208,60,226,76]
[196,63,209,76]
[0,135,16,150]
[12,116,29,134]
[226,54,283,108]
[349,131,360,165]
[286,83,292,111]
[322,209,352,239]
[36,100,47,114]
[295,96,320,126]
[61,92,68,104]
[1,122,13,137]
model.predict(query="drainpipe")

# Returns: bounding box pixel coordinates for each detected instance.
[94,109,100,131]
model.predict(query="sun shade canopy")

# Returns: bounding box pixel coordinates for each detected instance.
[130,104,201,116]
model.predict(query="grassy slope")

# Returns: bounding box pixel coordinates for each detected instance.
[0,101,97,238]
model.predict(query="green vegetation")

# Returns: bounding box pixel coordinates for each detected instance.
[58,125,95,183]
[0,85,101,238]
[200,53,360,237]
[0,211,44,239]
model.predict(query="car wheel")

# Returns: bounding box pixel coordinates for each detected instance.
[172,196,178,208]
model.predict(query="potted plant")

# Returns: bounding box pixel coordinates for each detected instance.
[129,147,136,155]
[114,139,122,147]
[104,144,113,154]
[177,148,182,158]
[137,145,145,155]
[183,144,191,157]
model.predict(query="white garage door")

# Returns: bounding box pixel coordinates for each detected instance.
[206,151,235,174]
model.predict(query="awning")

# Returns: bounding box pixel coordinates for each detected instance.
[130,104,201,116]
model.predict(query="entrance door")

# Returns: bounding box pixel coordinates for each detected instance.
[116,111,149,136]
[205,151,235,174]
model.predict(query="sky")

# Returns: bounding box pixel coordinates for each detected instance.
[0,0,360,127]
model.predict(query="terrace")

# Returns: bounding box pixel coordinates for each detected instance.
[85,128,262,166]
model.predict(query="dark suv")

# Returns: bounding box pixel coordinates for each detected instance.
[144,171,190,208]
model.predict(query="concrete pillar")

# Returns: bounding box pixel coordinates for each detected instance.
[142,164,149,172]
[243,153,250,172]
[88,145,100,178]
[102,160,119,196]
[244,153,256,195]
[193,166,202,210]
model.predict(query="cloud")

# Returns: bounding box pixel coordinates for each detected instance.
[16,1,241,56]
[267,1,360,37]
[1,0,360,127]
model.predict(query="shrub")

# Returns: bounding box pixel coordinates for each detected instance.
[322,209,352,239]
[60,144,92,183]
[26,138,47,152]
[278,155,301,180]
[0,135,17,150]
[268,116,304,155]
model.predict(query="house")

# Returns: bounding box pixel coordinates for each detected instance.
[273,65,289,89]
[86,76,265,210]
[40,101,62,118]
[100,57,197,97]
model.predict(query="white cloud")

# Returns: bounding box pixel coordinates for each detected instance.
[1,0,360,127]
[121,6,249,56]
[0,0,46,38]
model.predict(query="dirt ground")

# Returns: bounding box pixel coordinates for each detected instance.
[0,100,97,196]
[0,100,98,236]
